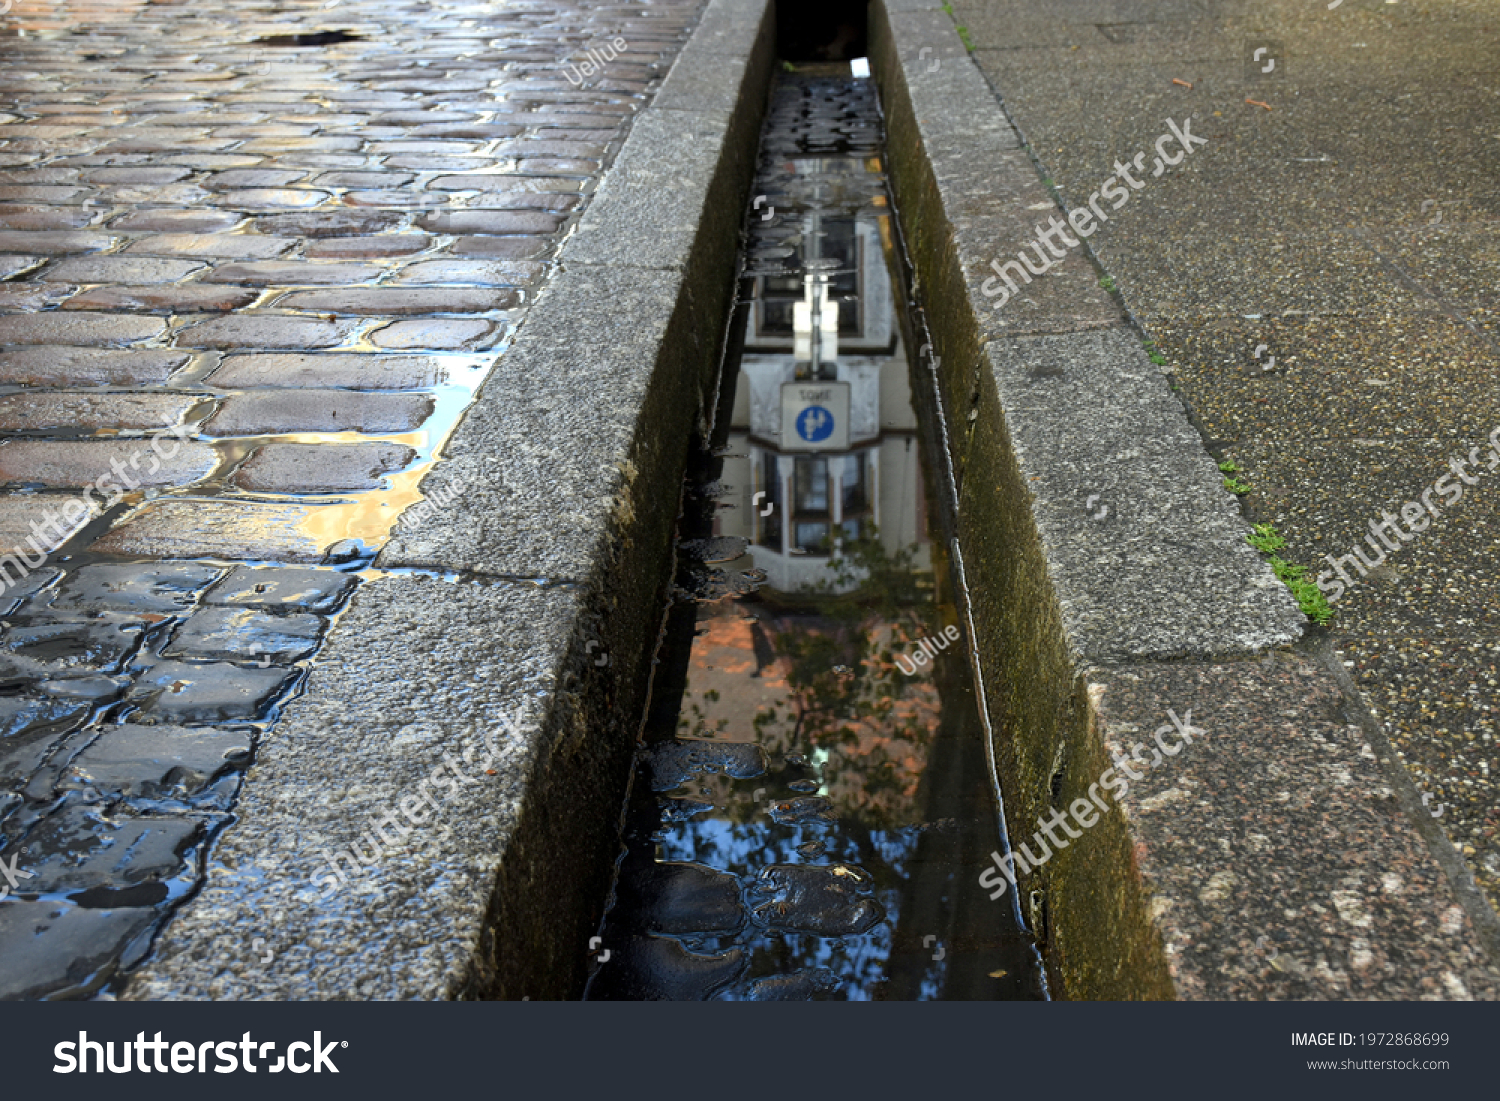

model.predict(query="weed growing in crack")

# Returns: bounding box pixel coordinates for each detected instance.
[1247,522,1334,625]
[941,2,975,50]
[1219,459,1251,495]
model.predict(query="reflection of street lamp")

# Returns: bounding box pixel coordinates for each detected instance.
[792,270,839,377]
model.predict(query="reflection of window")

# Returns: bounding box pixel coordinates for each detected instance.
[759,453,781,551]
[794,457,829,514]
[760,298,795,335]
[841,453,867,512]
[792,456,832,556]
[751,217,863,341]
[821,219,861,335]
[758,271,803,337]
[795,522,830,554]
[841,517,862,541]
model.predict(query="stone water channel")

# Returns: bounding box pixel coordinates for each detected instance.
[585,68,1045,1001]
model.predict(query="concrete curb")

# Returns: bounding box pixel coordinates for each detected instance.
[124,0,773,1001]
[871,0,1500,998]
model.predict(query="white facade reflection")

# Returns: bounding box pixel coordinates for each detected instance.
[719,159,928,595]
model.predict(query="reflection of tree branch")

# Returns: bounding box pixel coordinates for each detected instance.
[747,532,941,833]
[843,817,902,883]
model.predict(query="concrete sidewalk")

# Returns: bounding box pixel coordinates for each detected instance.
[953,0,1500,917]
[874,0,1499,995]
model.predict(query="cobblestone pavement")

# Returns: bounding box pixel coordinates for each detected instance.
[0,0,703,999]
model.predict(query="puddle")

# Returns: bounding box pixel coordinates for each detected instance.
[253,30,365,48]
[584,68,1044,1001]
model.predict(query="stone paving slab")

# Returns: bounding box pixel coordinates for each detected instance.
[40,256,208,283]
[0,439,218,490]
[0,348,189,387]
[275,287,519,314]
[952,0,1500,946]
[366,317,504,350]
[200,261,386,286]
[91,500,330,563]
[202,389,433,436]
[63,284,260,313]
[0,902,156,1002]
[175,314,363,350]
[204,353,451,390]
[0,311,165,346]
[0,391,202,432]
[61,724,254,801]
[0,497,92,559]
[1069,657,1500,1000]
[981,329,1302,663]
[232,441,414,494]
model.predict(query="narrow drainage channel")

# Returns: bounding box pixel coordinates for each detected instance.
[584,66,1045,1001]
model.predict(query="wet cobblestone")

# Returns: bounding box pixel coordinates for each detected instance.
[0,0,704,998]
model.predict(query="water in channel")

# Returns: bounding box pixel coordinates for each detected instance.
[584,67,1045,1001]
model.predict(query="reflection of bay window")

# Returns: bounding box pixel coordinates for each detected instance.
[840,452,869,542]
[753,448,878,560]
[794,455,831,555]
[759,452,781,551]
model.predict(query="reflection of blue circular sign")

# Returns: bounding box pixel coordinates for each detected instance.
[796,405,835,442]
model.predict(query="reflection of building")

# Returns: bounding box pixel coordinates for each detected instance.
[719,161,929,595]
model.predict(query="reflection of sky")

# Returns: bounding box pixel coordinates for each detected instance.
[658,792,925,1002]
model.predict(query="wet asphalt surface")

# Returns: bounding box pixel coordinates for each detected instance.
[953,0,1500,910]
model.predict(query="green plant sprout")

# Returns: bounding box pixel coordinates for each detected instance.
[941,2,975,50]
[1246,525,1334,624]
[1219,459,1250,495]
